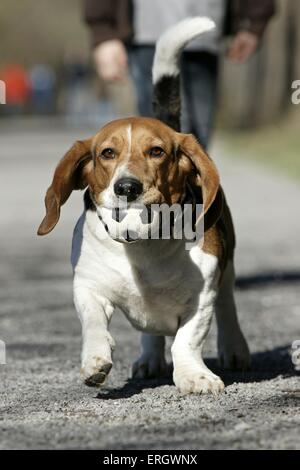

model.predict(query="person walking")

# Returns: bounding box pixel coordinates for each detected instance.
[83,0,275,149]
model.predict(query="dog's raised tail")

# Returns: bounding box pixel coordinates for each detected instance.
[152,17,215,131]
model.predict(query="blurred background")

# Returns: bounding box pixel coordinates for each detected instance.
[0,0,299,178]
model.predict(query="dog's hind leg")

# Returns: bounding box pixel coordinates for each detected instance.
[132,334,168,379]
[74,285,115,387]
[216,260,250,370]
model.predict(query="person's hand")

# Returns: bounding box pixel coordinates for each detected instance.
[93,39,128,81]
[227,31,259,63]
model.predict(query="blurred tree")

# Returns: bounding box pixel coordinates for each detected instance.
[220,0,300,128]
[289,0,300,79]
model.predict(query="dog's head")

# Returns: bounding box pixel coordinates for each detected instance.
[38,117,222,242]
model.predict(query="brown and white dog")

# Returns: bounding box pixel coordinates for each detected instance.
[38,18,250,394]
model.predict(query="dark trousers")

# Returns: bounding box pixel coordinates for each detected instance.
[129,46,219,149]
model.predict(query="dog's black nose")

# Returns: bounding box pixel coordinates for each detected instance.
[114,177,143,202]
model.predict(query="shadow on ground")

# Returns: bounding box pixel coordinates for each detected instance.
[208,344,299,386]
[97,344,299,400]
[236,270,300,289]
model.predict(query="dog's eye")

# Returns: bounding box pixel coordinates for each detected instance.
[101,148,115,159]
[149,147,165,158]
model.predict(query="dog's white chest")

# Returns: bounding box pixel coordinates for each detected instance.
[72,212,216,336]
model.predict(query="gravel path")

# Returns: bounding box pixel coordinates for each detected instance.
[0,123,299,450]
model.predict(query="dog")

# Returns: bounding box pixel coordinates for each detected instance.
[38,18,250,394]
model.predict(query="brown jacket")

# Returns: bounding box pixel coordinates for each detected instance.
[83,0,276,48]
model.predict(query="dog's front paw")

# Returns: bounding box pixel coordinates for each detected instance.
[173,368,225,395]
[218,332,251,371]
[81,356,112,387]
[132,354,169,379]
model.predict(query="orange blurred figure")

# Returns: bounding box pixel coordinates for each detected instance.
[0,65,30,107]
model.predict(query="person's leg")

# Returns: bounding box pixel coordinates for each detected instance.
[128,46,155,117]
[181,52,219,150]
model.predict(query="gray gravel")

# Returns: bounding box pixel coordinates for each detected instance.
[0,122,299,450]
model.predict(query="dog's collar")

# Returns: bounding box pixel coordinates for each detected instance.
[84,189,96,212]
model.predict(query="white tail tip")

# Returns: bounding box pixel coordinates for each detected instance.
[153,17,216,84]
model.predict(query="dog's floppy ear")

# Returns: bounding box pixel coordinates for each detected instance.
[179,133,222,228]
[38,138,93,236]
